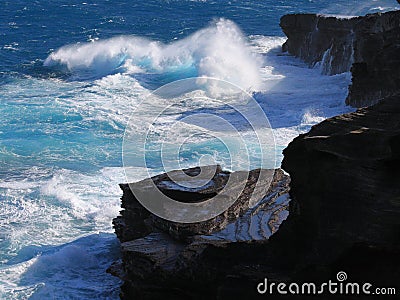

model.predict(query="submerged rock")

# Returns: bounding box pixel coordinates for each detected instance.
[280,11,400,108]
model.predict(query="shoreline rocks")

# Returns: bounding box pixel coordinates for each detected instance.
[280,11,400,107]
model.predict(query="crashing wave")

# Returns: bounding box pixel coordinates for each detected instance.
[44,19,262,91]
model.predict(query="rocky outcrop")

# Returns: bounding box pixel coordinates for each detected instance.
[109,167,290,299]
[113,166,286,242]
[277,93,400,289]
[280,11,400,107]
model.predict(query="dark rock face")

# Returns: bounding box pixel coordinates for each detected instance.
[278,93,400,289]
[281,14,357,75]
[348,11,400,107]
[280,11,400,107]
[109,167,291,299]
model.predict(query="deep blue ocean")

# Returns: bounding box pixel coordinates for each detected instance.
[0,0,398,298]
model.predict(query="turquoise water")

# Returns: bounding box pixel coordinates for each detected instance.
[0,0,398,298]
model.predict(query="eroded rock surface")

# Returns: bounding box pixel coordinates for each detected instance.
[109,167,290,299]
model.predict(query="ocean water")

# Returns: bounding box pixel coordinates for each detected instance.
[0,0,398,298]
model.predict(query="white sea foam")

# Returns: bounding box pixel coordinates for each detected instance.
[44,19,262,91]
[0,168,116,260]
[0,166,133,299]
[0,233,121,299]
[249,35,354,162]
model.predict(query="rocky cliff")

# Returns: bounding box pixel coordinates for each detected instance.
[277,93,400,288]
[280,11,400,107]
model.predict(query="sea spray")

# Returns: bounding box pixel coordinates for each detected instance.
[45,19,262,91]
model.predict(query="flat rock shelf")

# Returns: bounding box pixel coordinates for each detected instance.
[108,166,291,299]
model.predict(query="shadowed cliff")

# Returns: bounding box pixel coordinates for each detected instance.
[280,11,400,107]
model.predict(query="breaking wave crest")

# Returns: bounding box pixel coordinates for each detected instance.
[44,19,262,91]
